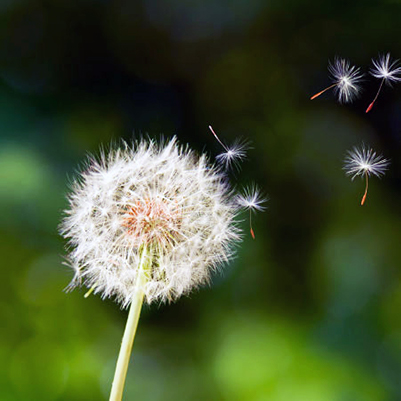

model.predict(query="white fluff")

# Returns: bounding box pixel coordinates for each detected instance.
[60,137,241,307]
[343,144,390,180]
[328,58,363,103]
[370,53,401,83]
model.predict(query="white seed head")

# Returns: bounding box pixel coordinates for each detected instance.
[343,144,390,180]
[370,53,401,83]
[328,58,363,103]
[60,137,241,307]
[236,185,268,212]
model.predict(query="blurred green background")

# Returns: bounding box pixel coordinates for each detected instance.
[1,0,401,400]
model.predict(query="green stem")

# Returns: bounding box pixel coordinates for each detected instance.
[109,248,148,401]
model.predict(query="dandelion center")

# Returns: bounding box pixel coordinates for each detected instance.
[122,198,183,247]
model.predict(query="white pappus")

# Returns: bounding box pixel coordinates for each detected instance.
[60,137,242,307]
[343,144,390,205]
[311,57,363,103]
[366,53,401,113]
[236,185,268,239]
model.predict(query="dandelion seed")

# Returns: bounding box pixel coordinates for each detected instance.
[216,138,249,170]
[209,125,249,170]
[343,144,390,205]
[366,53,401,113]
[311,58,363,103]
[60,137,242,401]
[236,185,267,239]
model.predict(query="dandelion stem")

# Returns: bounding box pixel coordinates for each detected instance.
[361,172,369,206]
[109,248,148,401]
[310,83,337,100]
[366,78,385,113]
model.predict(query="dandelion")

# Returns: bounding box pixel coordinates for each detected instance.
[236,185,267,239]
[366,53,401,113]
[60,137,241,401]
[343,144,390,205]
[311,58,363,103]
[209,125,249,170]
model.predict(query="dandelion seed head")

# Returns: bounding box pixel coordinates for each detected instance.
[328,58,363,103]
[343,144,390,180]
[370,53,401,83]
[60,137,242,307]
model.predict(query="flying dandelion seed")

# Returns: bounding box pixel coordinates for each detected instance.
[208,125,265,237]
[60,137,243,401]
[366,53,401,113]
[209,125,249,170]
[236,185,268,239]
[311,58,363,103]
[343,144,390,205]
